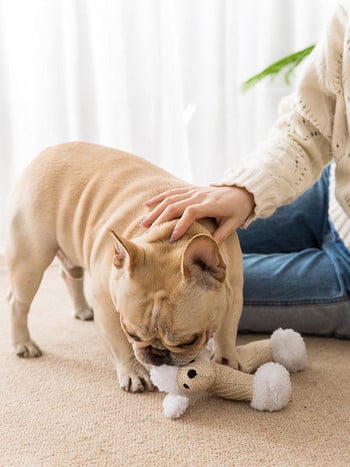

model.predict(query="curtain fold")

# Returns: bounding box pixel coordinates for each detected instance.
[0,0,333,251]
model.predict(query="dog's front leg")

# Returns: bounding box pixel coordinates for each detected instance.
[212,300,242,369]
[92,290,154,392]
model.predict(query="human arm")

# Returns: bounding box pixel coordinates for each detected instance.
[215,1,347,218]
[143,2,348,241]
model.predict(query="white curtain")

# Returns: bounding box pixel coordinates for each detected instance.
[0,0,334,251]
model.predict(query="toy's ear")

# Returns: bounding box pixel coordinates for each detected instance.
[177,360,215,394]
[150,365,180,394]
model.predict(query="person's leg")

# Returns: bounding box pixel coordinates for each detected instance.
[237,167,350,338]
[239,244,350,338]
[238,167,331,253]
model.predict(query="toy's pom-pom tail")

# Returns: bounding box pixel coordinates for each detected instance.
[163,394,189,419]
[271,328,307,373]
[251,362,291,412]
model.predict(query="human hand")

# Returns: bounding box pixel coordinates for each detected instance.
[141,185,255,244]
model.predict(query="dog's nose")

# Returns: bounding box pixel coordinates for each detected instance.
[151,347,168,357]
[148,346,173,366]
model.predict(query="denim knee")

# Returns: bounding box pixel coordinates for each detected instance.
[242,247,349,306]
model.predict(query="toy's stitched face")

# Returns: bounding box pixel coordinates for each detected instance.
[177,361,214,393]
[181,369,199,391]
[109,230,228,368]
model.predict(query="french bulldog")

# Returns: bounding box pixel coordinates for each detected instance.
[6,142,243,392]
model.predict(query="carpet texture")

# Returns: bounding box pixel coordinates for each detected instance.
[1,264,350,466]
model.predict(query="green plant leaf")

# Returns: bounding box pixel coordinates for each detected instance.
[241,45,315,92]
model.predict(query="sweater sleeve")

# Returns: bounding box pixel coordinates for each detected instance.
[214,1,348,225]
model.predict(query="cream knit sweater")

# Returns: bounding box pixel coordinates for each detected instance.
[218,0,350,247]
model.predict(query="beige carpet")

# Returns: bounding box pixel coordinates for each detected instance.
[1,264,350,467]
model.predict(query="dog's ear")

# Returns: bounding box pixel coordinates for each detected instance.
[181,234,226,286]
[108,230,143,273]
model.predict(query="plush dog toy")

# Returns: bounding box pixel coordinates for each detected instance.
[150,328,307,418]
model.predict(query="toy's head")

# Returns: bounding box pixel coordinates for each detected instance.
[150,362,212,419]
[177,360,216,394]
[151,360,216,397]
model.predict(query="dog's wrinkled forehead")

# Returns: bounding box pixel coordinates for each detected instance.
[143,289,170,336]
[120,288,210,348]
[121,291,170,336]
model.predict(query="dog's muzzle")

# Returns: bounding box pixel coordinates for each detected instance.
[146,346,175,366]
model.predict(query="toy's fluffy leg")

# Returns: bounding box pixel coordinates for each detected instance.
[251,362,291,412]
[236,339,273,373]
[236,328,307,374]
[270,328,307,372]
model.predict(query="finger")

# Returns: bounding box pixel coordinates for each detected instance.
[144,187,194,207]
[212,219,240,245]
[141,203,169,228]
[151,200,194,227]
[141,194,193,227]
[169,205,204,242]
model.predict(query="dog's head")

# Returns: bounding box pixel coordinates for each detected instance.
[108,227,229,367]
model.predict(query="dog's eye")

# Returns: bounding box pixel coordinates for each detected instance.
[180,335,198,348]
[127,332,141,342]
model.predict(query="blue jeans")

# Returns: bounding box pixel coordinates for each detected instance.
[237,167,350,338]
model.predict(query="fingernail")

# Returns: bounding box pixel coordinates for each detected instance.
[169,230,178,242]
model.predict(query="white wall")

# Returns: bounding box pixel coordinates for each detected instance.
[0,0,334,251]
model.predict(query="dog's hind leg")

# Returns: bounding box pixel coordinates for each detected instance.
[6,234,57,358]
[57,249,93,321]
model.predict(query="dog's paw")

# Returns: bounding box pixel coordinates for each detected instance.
[211,352,239,369]
[15,341,42,358]
[116,362,155,393]
[74,307,94,321]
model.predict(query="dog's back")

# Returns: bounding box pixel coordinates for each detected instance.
[7,141,188,269]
